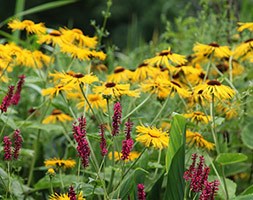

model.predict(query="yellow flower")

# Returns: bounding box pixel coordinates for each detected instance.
[187,87,208,106]
[60,43,106,61]
[47,168,56,177]
[60,27,97,48]
[49,192,85,200]
[41,84,73,98]
[193,80,235,101]
[131,63,158,82]
[8,19,46,34]
[108,151,140,162]
[107,66,133,83]
[37,30,65,46]
[144,47,187,71]
[93,82,140,99]
[193,42,231,59]
[237,22,253,32]
[76,93,107,112]
[183,111,211,124]
[233,38,253,59]
[216,101,239,120]
[44,158,76,169]
[60,72,99,87]
[141,77,189,99]
[136,125,169,149]
[42,109,73,124]
[186,130,214,151]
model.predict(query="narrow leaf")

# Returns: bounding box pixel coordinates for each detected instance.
[164,114,186,200]
[241,123,253,149]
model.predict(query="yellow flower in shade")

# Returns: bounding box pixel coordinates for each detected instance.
[76,93,107,112]
[216,101,239,120]
[233,39,253,59]
[60,72,99,87]
[187,88,208,107]
[237,22,253,32]
[108,151,140,162]
[60,27,97,48]
[107,66,133,83]
[193,42,231,58]
[37,30,65,46]
[211,58,244,76]
[131,63,158,82]
[193,80,235,101]
[141,77,189,99]
[49,192,84,200]
[135,125,169,149]
[183,111,211,124]
[185,68,206,86]
[59,43,106,61]
[172,64,200,77]
[44,158,76,169]
[186,130,214,151]
[144,47,187,71]
[93,82,140,99]
[41,84,73,98]
[8,19,46,34]
[42,109,73,124]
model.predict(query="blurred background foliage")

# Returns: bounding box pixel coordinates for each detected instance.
[0,0,252,52]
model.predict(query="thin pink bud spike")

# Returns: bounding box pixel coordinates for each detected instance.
[3,136,12,161]
[13,129,23,160]
[111,102,122,136]
[11,75,25,105]
[99,124,108,156]
[68,185,77,200]
[0,85,15,113]
[137,184,146,200]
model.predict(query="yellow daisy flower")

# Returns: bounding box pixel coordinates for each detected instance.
[60,27,97,48]
[131,63,158,82]
[76,93,107,112]
[193,42,231,58]
[233,38,253,59]
[49,192,84,200]
[37,30,65,46]
[187,88,208,107]
[186,130,214,151]
[135,125,169,149]
[8,19,46,34]
[237,22,253,32]
[44,158,76,169]
[193,80,235,100]
[107,66,133,83]
[42,109,73,124]
[183,111,211,124]
[108,151,140,162]
[93,82,140,99]
[216,101,239,120]
[41,84,73,98]
[144,47,187,71]
[60,72,99,87]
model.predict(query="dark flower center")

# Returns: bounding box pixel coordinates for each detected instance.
[138,63,148,68]
[207,80,221,86]
[105,82,116,88]
[52,109,62,115]
[49,31,61,36]
[159,50,172,56]
[208,42,220,47]
[73,73,84,78]
[114,67,125,73]
[216,63,229,72]
[244,38,253,43]
[198,89,204,94]
[199,72,206,79]
[171,80,181,88]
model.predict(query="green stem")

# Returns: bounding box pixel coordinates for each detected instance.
[210,94,220,154]
[6,161,11,197]
[228,55,233,83]
[153,149,162,178]
[221,165,229,200]
[150,96,170,126]
[203,53,213,82]
[13,0,26,40]
[60,92,77,120]
[59,168,65,190]
[107,139,115,192]
[60,122,75,148]
[122,93,152,121]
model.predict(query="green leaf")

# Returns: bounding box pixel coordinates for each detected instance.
[0,114,18,129]
[164,114,186,200]
[241,123,253,149]
[241,185,253,195]
[25,122,64,133]
[216,153,248,165]
[232,194,253,200]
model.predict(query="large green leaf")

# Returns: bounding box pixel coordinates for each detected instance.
[232,194,253,200]
[241,185,253,195]
[216,153,248,165]
[164,114,186,200]
[241,123,253,149]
